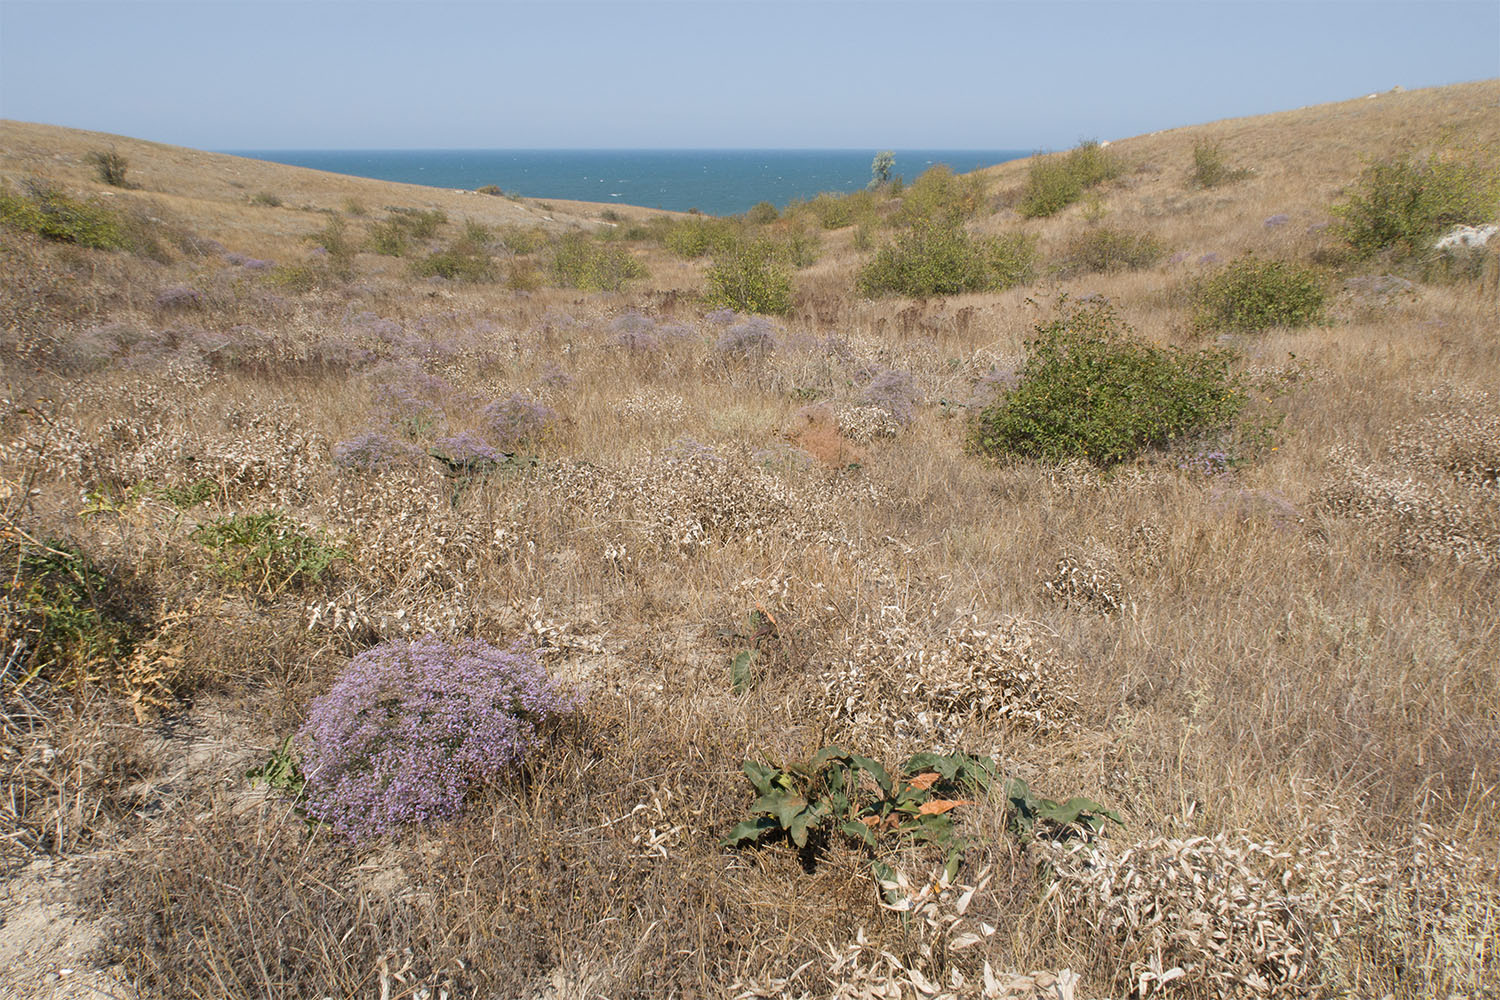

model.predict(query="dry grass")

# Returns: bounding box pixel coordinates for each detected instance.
[2,80,1499,999]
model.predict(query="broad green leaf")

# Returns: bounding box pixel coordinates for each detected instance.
[813,745,851,767]
[742,759,777,796]
[720,816,778,847]
[841,820,877,847]
[851,755,892,794]
[730,650,756,694]
[772,793,808,829]
[788,809,815,847]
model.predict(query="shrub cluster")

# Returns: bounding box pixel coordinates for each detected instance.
[1192,256,1327,332]
[973,299,1245,466]
[857,221,1035,297]
[414,233,495,282]
[551,233,647,291]
[1019,141,1123,218]
[86,149,130,188]
[1055,225,1165,275]
[892,165,987,227]
[191,511,343,599]
[1189,142,1251,188]
[704,239,793,315]
[296,637,578,839]
[1334,151,1500,260]
[0,182,129,250]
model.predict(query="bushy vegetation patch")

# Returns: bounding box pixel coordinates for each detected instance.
[704,238,793,315]
[1019,141,1123,218]
[86,149,131,188]
[974,300,1245,466]
[296,637,579,839]
[1056,225,1165,275]
[1190,141,1251,188]
[1334,151,1499,261]
[191,511,342,599]
[1193,255,1327,332]
[891,165,987,227]
[857,221,1035,297]
[413,234,495,282]
[0,182,130,250]
[550,233,648,291]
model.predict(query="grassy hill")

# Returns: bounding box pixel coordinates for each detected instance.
[1,81,1498,999]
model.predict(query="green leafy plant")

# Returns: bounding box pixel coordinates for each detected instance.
[974,299,1245,467]
[191,511,343,599]
[724,606,778,694]
[1333,151,1500,261]
[308,215,357,279]
[660,216,740,258]
[1192,256,1327,332]
[246,736,307,798]
[857,221,1035,297]
[249,191,282,208]
[704,238,793,315]
[414,234,495,282]
[1019,140,1123,218]
[1190,142,1251,189]
[892,165,987,227]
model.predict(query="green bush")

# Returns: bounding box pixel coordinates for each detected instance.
[309,215,357,278]
[1333,152,1500,260]
[704,238,793,315]
[745,201,780,224]
[550,233,648,291]
[498,224,548,255]
[660,216,739,258]
[1193,256,1327,332]
[893,165,987,227]
[1190,142,1251,189]
[857,221,1035,297]
[0,183,129,250]
[414,235,495,282]
[87,150,130,188]
[249,191,282,208]
[1019,141,1123,218]
[974,299,1245,467]
[385,206,447,239]
[1056,226,1165,275]
[192,511,342,599]
[366,217,410,256]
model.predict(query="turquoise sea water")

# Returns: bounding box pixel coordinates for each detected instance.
[222,149,1030,216]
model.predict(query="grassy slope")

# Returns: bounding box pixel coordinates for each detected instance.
[1,81,1498,999]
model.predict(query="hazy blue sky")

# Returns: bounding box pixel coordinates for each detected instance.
[2,1,1496,150]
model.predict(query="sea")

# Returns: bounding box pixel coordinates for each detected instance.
[221,149,1032,216]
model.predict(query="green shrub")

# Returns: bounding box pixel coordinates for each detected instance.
[805,190,879,230]
[309,216,357,278]
[857,221,1035,297]
[385,206,447,239]
[191,511,342,599]
[249,191,282,208]
[704,238,793,315]
[414,235,495,282]
[661,216,739,258]
[1019,141,1123,218]
[893,165,987,227]
[86,150,130,188]
[745,201,780,224]
[366,217,410,256]
[1193,256,1327,332]
[550,233,648,291]
[498,224,548,255]
[0,183,129,250]
[265,263,320,292]
[343,198,367,216]
[1190,142,1251,189]
[1333,152,1500,260]
[974,299,1245,467]
[1056,226,1166,275]
[1,540,139,691]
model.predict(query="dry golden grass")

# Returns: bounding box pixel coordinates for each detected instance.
[2,81,1498,999]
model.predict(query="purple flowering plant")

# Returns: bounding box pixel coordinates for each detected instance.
[296,638,579,840]
[483,393,556,450]
[859,368,921,426]
[332,430,424,471]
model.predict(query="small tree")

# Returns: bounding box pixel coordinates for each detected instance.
[869,151,896,190]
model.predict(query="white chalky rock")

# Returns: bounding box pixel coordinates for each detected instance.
[1434,223,1498,251]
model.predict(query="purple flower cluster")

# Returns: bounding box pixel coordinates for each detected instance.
[859,368,921,425]
[705,307,738,326]
[608,311,660,352]
[332,430,424,471]
[483,393,556,449]
[155,284,204,310]
[1263,214,1290,228]
[433,430,504,469]
[371,363,453,436]
[716,316,777,358]
[224,251,274,271]
[296,637,579,840]
[1179,448,1233,475]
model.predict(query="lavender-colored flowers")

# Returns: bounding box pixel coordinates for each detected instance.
[332,430,424,471]
[1263,214,1290,228]
[705,307,738,325]
[296,637,579,840]
[432,430,504,470]
[716,316,777,358]
[483,393,556,450]
[608,310,660,352]
[155,284,204,310]
[1179,448,1233,475]
[858,368,921,426]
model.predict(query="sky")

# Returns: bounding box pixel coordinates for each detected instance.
[1,0,1496,150]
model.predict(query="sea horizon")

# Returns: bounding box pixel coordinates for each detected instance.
[219,147,1033,216]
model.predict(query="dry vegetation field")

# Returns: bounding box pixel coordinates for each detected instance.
[1,80,1498,1000]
